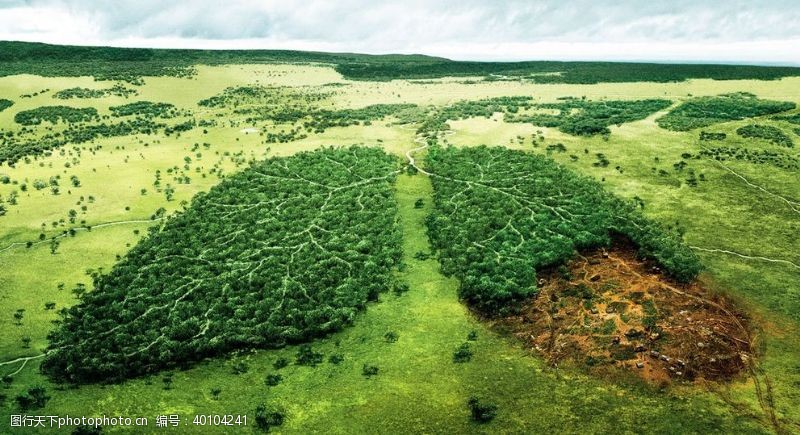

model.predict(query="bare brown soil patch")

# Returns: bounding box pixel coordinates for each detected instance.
[491,239,753,384]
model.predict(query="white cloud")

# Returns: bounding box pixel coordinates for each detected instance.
[1,0,799,64]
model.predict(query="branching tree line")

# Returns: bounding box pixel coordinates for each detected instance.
[657,92,795,131]
[42,147,403,383]
[424,146,701,313]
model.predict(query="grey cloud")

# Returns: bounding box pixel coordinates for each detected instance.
[1,0,799,62]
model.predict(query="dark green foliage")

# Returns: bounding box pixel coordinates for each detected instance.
[0,41,437,83]
[295,345,324,367]
[0,98,12,112]
[362,364,379,378]
[453,343,473,363]
[699,131,726,141]
[467,397,497,423]
[736,124,794,148]
[337,61,800,83]
[264,374,282,386]
[418,96,534,134]
[507,98,672,136]
[14,105,99,125]
[72,425,104,435]
[304,104,416,132]
[200,86,413,133]
[109,101,177,118]
[3,41,800,84]
[392,282,410,295]
[164,120,195,135]
[272,357,289,370]
[41,147,402,383]
[696,146,799,173]
[15,386,50,411]
[53,84,136,99]
[384,331,399,343]
[231,361,249,375]
[0,118,165,164]
[657,93,795,131]
[773,113,800,125]
[254,404,284,432]
[425,146,701,313]
[328,353,344,364]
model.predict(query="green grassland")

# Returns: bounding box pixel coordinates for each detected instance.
[1,58,800,434]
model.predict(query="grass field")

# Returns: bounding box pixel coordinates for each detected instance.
[1,63,799,433]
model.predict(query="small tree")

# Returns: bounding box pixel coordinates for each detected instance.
[254,404,284,432]
[467,397,497,423]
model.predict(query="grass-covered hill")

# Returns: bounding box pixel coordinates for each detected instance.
[3,41,800,84]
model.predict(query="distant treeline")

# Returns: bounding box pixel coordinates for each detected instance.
[2,41,800,84]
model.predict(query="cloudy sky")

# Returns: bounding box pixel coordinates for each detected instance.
[1,0,799,64]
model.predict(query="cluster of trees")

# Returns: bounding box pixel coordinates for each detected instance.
[699,131,726,141]
[265,128,307,143]
[42,147,403,383]
[736,124,794,148]
[506,98,672,136]
[109,101,178,118]
[336,61,800,84]
[695,146,798,170]
[14,105,99,125]
[0,98,12,112]
[656,93,796,131]
[53,84,137,99]
[773,113,800,125]
[199,85,416,134]
[5,41,800,85]
[0,118,165,165]
[424,146,701,313]
[417,96,535,134]
[303,104,416,133]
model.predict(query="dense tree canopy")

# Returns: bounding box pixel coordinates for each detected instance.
[506,98,672,136]
[425,146,701,313]
[736,124,794,148]
[657,93,795,131]
[109,101,178,118]
[42,147,402,383]
[53,84,137,99]
[0,98,12,112]
[14,106,99,125]
[5,42,800,84]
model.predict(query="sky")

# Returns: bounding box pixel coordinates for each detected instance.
[1,0,799,65]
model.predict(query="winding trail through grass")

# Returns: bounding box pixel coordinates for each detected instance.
[690,246,800,270]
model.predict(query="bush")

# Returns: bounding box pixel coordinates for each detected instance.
[362,364,379,378]
[254,404,284,432]
[453,343,473,363]
[15,386,50,411]
[272,357,289,370]
[467,397,497,423]
[264,374,282,386]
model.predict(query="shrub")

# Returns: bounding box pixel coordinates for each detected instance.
[467,397,497,423]
[254,404,284,432]
[453,343,473,363]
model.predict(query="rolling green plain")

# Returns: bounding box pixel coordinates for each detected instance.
[1,48,800,434]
